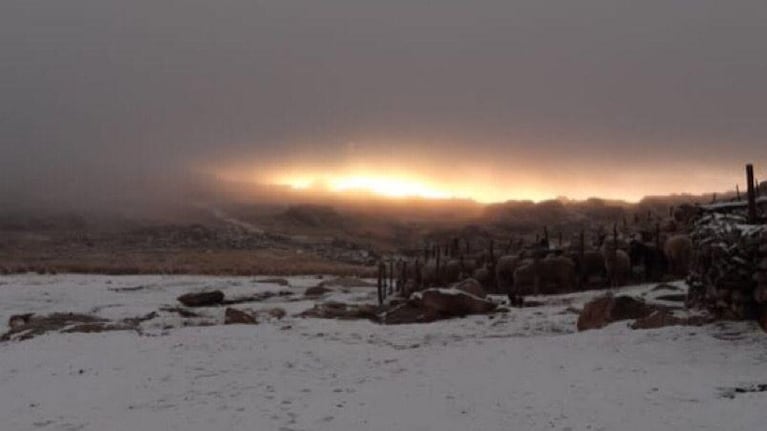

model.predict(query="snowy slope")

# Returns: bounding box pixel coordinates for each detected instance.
[0,274,765,431]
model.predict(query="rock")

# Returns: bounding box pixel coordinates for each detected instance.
[630,310,685,330]
[381,303,438,325]
[651,283,682,292]
[8,313,33,330]
[267,307,287,319]
[62,323,132,334]
[258,278,290,286]
[577,294,655,331]
[160,306,201,318]
[323,301,346,310]
[655,294,687,303]
[224,308,258,325]
[318,277,375,288]
[298,302,379,321]
[305,286,333,297]
[419,288,496,317]
[177,291,225,307]
[452,278,487,298]
[2,312,111,342]
[385,296,409,307]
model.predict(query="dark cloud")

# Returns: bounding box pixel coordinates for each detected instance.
[2,0,767,205]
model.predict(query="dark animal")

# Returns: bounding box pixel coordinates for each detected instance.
[569,251,606,288]
[629,240,668,282]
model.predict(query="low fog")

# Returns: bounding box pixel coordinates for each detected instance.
[2,0,767,210]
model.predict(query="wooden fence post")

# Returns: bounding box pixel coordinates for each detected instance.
[611,223,618,287]
[416,259,423,291]
[578,230,585,290]
[401,260,408,295]
[389,259,395,295]
[377,261,384,305]
[489,239,495,264]
[747,164,757,223]
[504,238,513,255]
[655,222,661,250]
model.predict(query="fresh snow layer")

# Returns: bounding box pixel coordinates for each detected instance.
[0,274,766,431]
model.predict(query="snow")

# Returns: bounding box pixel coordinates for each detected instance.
[1,274,766,431]
[700,196,767,211]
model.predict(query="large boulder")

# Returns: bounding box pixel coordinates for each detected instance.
[298,302,379,321]
[452,278,487,298]
[381,303,438,325]
[224,308,258,325]
[177,291,225,307]
[630,310,683,330]
[419,288,496,317]
[577,294,655,331]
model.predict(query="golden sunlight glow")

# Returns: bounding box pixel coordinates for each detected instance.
[328,176,453,199]
[278,174,455,200]
[211,159,741,204]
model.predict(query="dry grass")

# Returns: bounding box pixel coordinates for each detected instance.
[0,248,376,277]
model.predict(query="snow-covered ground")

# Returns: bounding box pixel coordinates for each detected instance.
[1,274,765,431]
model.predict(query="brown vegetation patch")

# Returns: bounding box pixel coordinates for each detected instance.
[0,248,376,277]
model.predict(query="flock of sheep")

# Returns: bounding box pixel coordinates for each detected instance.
[393,207,698,300]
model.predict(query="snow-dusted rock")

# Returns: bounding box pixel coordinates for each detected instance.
[177,291,225,307]
[304,285,333,297]
[577,294,656,331]
[419,288,496,317]
[224,308,257,325]
[452,278,487,298]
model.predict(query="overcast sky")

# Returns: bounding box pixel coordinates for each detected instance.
[2,0,767,205]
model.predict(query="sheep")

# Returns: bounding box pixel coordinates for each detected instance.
[443,259,463,284]
[569,250,606,287]
[673,203,700,226]
[495,254,522,292]
[600,241,631,287]
[628,239,667,281]
[421,262,438,286]
[664,234,692,278]
[472,265,492,288]
[512,256,575,296]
